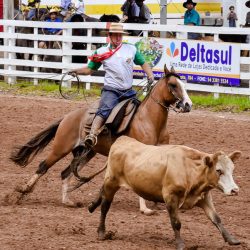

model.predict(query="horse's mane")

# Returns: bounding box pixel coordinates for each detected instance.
[99,14,120,23]
[141,72,180,103]
[70,14,84,22]
[141,77,165,103]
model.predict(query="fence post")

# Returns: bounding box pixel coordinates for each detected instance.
[62,27,72,87]
[33,27,38,85]
[85,28,92,90]
[5,25,16,84]
[160,0,167,38]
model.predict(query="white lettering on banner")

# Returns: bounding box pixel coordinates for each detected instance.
[202,64,220,70]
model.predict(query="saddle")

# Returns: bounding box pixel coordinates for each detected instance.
[84,98,140,136]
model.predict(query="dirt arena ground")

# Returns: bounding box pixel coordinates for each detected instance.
[0,94,249,250]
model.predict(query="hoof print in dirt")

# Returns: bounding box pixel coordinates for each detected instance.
[3,192,23,205]
[76,201,84,208]
[14,185,26,193]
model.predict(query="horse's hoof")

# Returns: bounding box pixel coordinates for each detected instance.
[176,241,185,250]
[14,185,26,194]
[62,200,82,208]
[140,208,155,216]
[88,202,95,213]
[98,231,106,241]
[98,231,115,241]
[3,192,23,205]
[228,237,241,245]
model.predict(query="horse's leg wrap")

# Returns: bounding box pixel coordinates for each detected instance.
[61,145,85,180]
[61,166,72,180]
[36,160,49,175]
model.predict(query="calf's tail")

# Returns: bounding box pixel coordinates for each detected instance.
[10,119,62,167]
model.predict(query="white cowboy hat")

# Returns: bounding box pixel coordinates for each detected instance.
[108,23,129,34]
[49,8,58,14]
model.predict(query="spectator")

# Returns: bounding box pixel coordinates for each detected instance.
[74,0,85,15]
[183,0,201,40]
[245,1,250,27]
[39,9,63,49]
[69,23,154,147]
[227,6,237,27]
[60,0,72,17]
[121,0,151,35]
[61,0,72,11]
[245,1,250,56]
[121,0,140,22]
[135,0,151,23]
[246,0,250,8]
[27,0,41,20]
[21,5,30,20]
[121,0,150,24]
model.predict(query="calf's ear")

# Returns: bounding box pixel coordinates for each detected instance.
[203,152,223,168]
[229,151,242,162]
[203,155,213,168]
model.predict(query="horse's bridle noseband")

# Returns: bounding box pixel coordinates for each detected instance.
[150,73,183,111]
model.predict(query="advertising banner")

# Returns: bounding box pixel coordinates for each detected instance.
[127,37,241,86]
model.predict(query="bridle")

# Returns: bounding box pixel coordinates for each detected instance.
[150,73,183,112]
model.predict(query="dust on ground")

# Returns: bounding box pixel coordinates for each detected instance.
[0,95,249,250]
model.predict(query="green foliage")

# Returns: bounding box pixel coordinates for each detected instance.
[0,80,59,96]
[190,94,250,112]
[0,80,101,99]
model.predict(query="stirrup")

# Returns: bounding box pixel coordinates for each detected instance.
[84,134,97,148]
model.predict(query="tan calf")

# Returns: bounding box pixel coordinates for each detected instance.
[89,136,241,250]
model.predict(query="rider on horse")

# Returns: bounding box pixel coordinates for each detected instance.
[27,0,41,20]
[70,22,154,148]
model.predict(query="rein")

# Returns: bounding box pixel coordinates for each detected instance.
[150,73,182,112]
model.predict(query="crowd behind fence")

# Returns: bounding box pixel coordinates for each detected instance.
[0,19,250,96]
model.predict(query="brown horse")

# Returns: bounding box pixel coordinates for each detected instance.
[9,66,192,214]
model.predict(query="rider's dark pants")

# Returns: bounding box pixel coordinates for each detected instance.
[96,86,136,119]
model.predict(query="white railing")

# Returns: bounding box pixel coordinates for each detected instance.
[0,19,250,96]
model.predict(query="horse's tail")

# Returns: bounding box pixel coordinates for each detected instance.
[10,119,62,167]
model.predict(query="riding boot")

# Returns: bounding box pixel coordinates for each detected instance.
[84,115,105,148]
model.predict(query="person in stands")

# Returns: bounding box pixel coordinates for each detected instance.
[245,1,250,55]
[60,0,72,18]
[61,0,72,10]
[21,5,30,20]
[227,6,238,27]
[27,0,41,20]
[121,0,140,22]
[69,23,154,148]
[121,0,150,24]
[245,1,250,27]
[183,0,201,40]
[39,9,63,49]
[74,0,85,15]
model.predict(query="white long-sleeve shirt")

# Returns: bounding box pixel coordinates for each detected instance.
[75,0,85,15]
